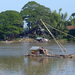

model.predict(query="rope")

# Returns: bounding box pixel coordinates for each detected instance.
[45,22,75,38]
[40,19,66,55]
[53,59,67,75]
[44,23,72,54]
[58,42,70,54]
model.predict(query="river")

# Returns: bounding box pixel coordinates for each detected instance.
[0,42,75,75]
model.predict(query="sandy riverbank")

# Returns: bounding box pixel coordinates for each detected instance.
[0,38,68,44]
[0,38,36,43]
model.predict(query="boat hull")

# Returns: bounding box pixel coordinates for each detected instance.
[25,54,75,58]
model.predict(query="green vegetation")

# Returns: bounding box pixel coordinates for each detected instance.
[0,1,75,41]
[0,41,2,43]
[14,38,20,41]
[0,10,24,40]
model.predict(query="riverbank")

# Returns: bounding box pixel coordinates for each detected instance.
[0,38,35,43]
[0,38,68,44]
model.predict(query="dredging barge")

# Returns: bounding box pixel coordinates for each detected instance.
[25,46,75,58]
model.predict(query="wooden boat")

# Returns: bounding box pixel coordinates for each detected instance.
[25,46,75,58]
[25,46,49,56]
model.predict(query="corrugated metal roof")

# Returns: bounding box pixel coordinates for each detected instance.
[30,46,40,50]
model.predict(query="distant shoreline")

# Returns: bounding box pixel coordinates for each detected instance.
[0,38,69,44]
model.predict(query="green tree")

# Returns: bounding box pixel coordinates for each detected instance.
[71,13,75,18]
[71,18,75,26]
[70,13,75,26]
[20,1,51,34]
[61,12,68,21]
[59,8,62,14]
[20,1,72,40]
[0,10,24,40]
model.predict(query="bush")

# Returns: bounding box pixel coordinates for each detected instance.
[14,38,20,41]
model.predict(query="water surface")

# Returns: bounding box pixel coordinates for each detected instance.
[0,42,75,75]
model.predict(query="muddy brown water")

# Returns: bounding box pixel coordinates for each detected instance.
[0,42,75,75]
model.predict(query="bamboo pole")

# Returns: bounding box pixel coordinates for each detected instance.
[45,22,75,39]
[40,19,66,55]
[57,41,70,54]
[44,22,70,54]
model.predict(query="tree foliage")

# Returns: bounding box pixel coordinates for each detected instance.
[0,10,24,39]
[20,1,71,39]
[20,1,52,33]
[0,1,75,41]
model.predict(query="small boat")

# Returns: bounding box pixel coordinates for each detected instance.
[25,46,50,57]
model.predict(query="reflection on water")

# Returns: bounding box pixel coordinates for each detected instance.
[24,57,75,75]
[24,57,58,75]
[0,43,75,75]
[0,56,75,75]
[0,56,25,75]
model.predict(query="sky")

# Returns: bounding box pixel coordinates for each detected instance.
[0,0,75,19]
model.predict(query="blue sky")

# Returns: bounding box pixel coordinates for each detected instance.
[0,0,75,19]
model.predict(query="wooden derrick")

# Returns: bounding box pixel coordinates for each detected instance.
[40,19,75,58]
